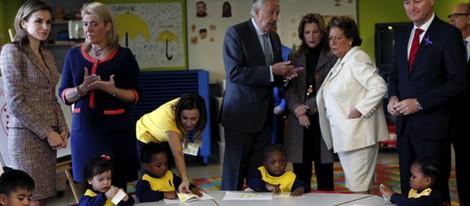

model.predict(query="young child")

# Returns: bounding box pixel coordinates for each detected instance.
[78,155,134,206]
[0,168,35,206]
[247,144,309,196]
[380,156,443,206]
[136,142,202,202]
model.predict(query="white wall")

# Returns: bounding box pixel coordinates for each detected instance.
[186,0,357,84]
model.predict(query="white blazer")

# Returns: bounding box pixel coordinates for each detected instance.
[316,46,389,152]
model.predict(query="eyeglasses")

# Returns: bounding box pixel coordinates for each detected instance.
[448,13,470,19]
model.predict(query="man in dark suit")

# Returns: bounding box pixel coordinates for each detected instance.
[387,0,467,204]
[449,2,470,205]
[219,0,301,190]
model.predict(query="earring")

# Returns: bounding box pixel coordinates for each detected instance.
[349,42,352,45]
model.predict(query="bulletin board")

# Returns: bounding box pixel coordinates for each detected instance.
[105,0,187,71]
[186,0,357,83]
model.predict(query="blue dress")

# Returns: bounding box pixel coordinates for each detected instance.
[58,44,142,188]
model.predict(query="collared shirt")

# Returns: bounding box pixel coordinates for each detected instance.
[408,13,435,58]
[251,18,274,82]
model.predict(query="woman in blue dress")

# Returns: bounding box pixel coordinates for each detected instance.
[58,2,142,191]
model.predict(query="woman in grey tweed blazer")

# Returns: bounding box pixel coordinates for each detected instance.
[0,1,69,205]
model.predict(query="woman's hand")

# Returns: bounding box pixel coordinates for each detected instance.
[59,131,69,149]
[297,114,310,128]
[80,67,101,93]
[47,130,65,149]
[178,180,191,194]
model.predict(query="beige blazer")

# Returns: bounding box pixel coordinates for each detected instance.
[316,46,389,152]
[0,43,68,139]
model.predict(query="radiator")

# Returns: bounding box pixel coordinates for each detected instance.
[131,70,211,164]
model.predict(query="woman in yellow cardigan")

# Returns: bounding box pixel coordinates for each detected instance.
[136,93,207,194]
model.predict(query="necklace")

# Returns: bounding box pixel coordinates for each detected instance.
[92,46,104,56]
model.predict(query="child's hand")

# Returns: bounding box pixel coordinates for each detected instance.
[163,191,177,199]
[191,187,203,197]
[380,184,393,200]
[290,187,304,197]
[122,193,129,202]
[265,183,281,194]
[104,187,120,199]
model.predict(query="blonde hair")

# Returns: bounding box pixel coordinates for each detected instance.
[81,2,119,52]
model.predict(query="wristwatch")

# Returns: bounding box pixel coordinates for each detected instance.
[416,101,423,110]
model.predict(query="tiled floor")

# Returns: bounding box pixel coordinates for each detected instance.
[49,149,400,206]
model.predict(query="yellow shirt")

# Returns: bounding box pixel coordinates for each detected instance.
[84,187,116,206]
[136,98,182,143]
[258,166,296,192]
[408,188,432,198]
[141,171,176,192]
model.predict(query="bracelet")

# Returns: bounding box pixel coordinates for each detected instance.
[111,89,119,97]
[74,87,81,97]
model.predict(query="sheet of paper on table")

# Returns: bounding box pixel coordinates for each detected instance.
[223,191,273,200]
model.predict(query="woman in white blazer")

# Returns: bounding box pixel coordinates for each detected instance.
[316,16,389,193]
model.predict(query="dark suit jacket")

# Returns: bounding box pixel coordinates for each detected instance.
[219,19,284,133]
[388,16,467,140]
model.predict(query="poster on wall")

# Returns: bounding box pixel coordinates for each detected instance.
[186,0,357,83]
[108,2,186,70]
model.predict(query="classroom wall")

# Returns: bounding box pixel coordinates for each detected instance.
[0,0,467,78]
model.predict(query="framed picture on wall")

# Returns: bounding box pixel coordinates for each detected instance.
[106,0,187,71]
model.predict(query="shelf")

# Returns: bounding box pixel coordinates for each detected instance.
[47,41,83,47]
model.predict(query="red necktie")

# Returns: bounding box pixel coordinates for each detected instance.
[408,28,423,72]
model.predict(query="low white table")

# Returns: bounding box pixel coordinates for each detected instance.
[135,190,395,206]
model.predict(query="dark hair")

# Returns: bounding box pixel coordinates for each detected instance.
[13,0,53,50]
[222,2,232,17]
[172,93,207,144]
[263,144,286,160]
[140,142,167,164]
[196,1,206,7]
[328,16,362,46]
[82,155,113,190]
[413,156,441,188]
[296,13,329,55]
[0,168,35,196]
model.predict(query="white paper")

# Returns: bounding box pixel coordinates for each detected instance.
[222,191,273,200]
[183,142,199,156]
[163,191,214,204]
[111,189,126,205]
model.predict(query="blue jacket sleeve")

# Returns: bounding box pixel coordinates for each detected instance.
[135,179,164,202]
[78,193,107,206]
[292,176,310,193]
[118,195,135,206]
[247,169,267,191]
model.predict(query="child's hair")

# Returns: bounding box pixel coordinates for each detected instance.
[83,155,113,190]
[263,144,286,160]
[140,142,167,164]
[0,168,35,196]
[414,156,441,188]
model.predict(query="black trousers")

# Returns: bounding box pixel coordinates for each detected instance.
[293,114,334,191]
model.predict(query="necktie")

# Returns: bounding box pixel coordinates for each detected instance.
[464,40,468,62]
[263,34,273,65]
[408,28,423,72]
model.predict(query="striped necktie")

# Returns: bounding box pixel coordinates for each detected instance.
[263,34,273,65]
